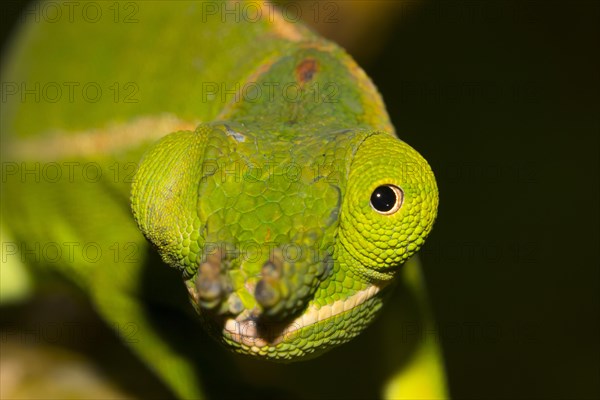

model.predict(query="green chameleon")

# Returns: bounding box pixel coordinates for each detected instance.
[1,1,446,398]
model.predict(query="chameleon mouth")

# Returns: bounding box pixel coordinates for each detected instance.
[222,283,384,350]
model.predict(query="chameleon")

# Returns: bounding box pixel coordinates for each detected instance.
[1,0,445,398]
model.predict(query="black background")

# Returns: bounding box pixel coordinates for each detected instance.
[366,2,599,398]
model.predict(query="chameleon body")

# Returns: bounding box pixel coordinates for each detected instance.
[2,1,442,397]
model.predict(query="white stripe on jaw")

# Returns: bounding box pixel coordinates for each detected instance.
[223,283,382,350]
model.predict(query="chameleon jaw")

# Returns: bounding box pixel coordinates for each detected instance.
[219,282,387,358]
[183,253,394,360]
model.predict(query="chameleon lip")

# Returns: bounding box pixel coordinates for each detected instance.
[222,283,384,350]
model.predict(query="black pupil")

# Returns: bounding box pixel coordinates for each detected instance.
[370,185,396,212]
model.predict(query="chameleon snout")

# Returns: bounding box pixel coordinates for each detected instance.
[188,240,332,324]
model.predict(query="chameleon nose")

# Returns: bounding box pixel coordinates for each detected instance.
[194,247,231,312]
[190,240,333,323]
[254,260,283,309]
[251,245,334,321]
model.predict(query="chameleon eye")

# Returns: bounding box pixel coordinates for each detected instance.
[370,185,404,215]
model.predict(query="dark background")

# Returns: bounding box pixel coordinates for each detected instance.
[2,1,599,398]
[366,1,599,398]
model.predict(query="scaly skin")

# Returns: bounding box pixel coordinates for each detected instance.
[2,1,443,397]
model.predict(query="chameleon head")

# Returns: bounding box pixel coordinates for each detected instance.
[131,123,438,361]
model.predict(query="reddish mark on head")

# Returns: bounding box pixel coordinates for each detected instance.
[295,58,318,83]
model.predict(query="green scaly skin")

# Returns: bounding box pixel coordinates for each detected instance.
[2,1,443,397]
